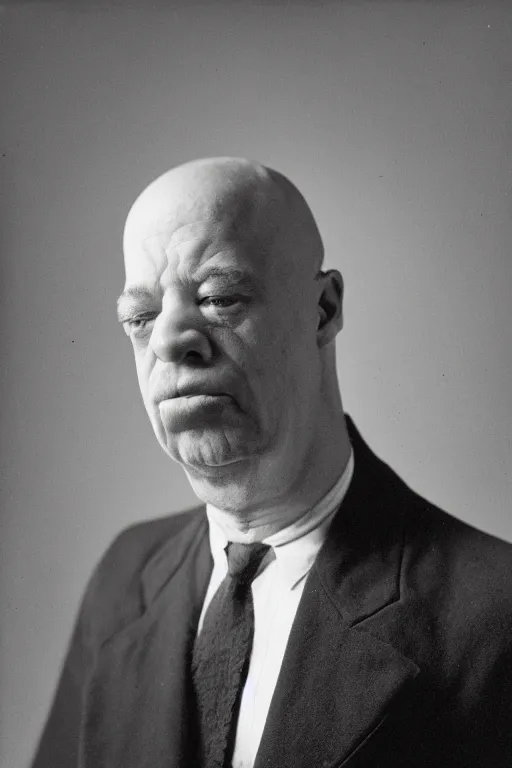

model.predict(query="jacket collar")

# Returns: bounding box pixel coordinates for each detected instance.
[140,506,209,607]
[316,414,406,626]
[82,510,211,768]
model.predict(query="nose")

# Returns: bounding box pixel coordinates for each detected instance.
[149,301,213,365]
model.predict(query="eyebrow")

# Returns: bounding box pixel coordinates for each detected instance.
[116,286,158,323]
[195,266,259,289]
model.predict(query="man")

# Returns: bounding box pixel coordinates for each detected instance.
[33,157,512,768]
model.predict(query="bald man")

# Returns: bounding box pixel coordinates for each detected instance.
[32,158,512,768]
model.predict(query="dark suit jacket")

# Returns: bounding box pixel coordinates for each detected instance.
[32,418,512,767]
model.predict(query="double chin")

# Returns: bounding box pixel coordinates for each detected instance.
[164,425,260,470]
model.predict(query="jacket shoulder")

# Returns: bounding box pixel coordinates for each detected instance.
[401,491,512,652]
[80,505,206,647]
[407,494,512,592]
[98,506,206,576]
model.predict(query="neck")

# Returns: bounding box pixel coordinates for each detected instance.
[185,407,351,540]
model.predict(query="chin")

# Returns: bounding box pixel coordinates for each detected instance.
[165,428,261,470]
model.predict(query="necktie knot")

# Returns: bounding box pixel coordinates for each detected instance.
[226,541,270,584]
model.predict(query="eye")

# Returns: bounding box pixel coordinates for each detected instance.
[199,296,241,309]
[123,312,158,337]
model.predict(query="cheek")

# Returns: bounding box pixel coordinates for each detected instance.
[217,320,283,382]
[208,325,283,431]
[133,349,162,429]
[222,314,289,364]
[134,350,150,401]
[268,326,321,409]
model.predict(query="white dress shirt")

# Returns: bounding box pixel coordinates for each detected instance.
[198,450,354,768]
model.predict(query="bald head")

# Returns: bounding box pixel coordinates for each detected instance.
[123,156,324,275]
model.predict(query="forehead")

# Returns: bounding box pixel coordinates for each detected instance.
[123,217,275,288]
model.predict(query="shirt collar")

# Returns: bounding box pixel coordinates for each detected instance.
[206,449,354,590]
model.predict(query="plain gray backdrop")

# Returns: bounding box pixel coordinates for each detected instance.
[1,1,511,766]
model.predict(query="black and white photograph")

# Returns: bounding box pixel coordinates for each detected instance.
[1,1,511,767]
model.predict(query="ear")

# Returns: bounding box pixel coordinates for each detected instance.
[316,269,344,347]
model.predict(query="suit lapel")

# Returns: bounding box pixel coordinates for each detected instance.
[254,571,419,768]
[255,419,420,768]
[80,512,211,768]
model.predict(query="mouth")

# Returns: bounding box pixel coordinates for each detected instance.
[158,393,236,426]
[176,380,234,399]
[177,393,232,404]
[154,383,233,404]
[180,391,231,400]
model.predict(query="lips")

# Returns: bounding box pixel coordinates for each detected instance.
[177,384,231,399]
[158,392,235,429]
[176,394,232,405]
[153,380,233,405]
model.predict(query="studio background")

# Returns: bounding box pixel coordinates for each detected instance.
[1,1,511,766]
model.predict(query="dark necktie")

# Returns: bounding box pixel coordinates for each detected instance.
[192,541,271,768]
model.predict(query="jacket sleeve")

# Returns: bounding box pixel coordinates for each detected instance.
[29,525,134,768]
[29,525,137,768]
[30,580,95,768]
